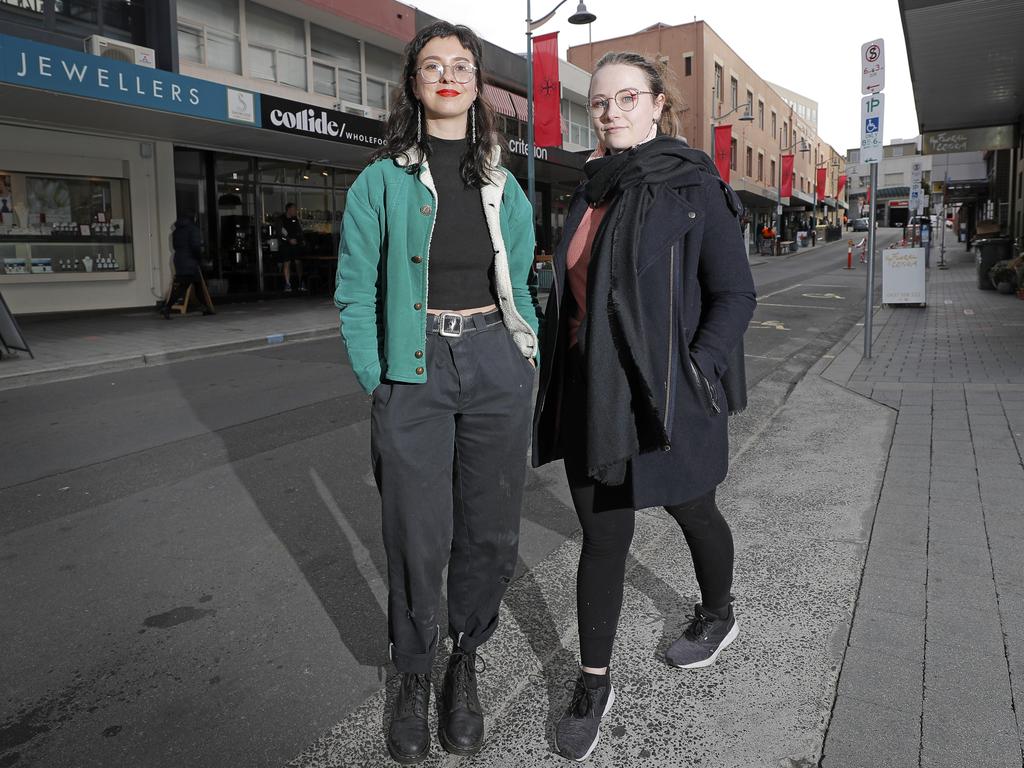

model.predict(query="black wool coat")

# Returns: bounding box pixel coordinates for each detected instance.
[532,167,757,509]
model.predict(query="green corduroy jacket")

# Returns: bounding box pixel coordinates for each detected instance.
[335,146,540,395]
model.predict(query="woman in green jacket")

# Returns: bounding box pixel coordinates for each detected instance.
[335,20,539,765]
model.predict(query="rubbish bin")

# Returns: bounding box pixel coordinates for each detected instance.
[975,238,1012,289]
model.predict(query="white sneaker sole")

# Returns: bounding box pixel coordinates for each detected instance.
[670,618,740,669]
[555,684,616,762]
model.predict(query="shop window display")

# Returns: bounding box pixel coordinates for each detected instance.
[0,171,133,277]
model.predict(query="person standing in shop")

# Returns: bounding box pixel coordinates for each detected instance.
[335,20,538,764]
[532,51,756,761]
[279,202,305,292]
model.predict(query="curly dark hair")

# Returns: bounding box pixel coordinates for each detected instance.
[370,21,504,188]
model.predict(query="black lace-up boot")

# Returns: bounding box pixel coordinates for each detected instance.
[439,647,484,755]
[387,672,431,764]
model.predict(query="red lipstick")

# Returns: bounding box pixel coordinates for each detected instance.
[437,89,460,97]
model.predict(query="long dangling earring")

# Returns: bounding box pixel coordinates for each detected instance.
[416,103,422,144]
[470,103,477,144]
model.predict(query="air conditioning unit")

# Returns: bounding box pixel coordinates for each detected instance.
[85,36,156,69]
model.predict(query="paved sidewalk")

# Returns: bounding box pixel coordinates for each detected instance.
[820,247,1024,767]
[0,297,339,390]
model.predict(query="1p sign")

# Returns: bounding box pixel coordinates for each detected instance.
[860,93,885,163]
[861,38,884,94]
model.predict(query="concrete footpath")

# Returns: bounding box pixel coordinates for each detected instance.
[0,297,338,390]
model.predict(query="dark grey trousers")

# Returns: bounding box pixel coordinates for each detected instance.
[370,321,535,674]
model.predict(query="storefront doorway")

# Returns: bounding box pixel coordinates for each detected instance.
[173,148,356,299]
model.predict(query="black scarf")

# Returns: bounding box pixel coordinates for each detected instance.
[579,135,718,485]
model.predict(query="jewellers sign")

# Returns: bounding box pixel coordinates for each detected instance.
[261,95,385,148]
[0,32,249,124]
[922,125,1014,155]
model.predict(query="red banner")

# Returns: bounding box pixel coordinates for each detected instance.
[713,125,732,183]
[780,154,794,197]
[816,167,827,201]
[838,174,848,196]
[532,32,561,147]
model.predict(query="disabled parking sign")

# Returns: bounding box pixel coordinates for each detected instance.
[860,93,885,163]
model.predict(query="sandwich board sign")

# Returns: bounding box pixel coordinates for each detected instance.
[0,291,33,359]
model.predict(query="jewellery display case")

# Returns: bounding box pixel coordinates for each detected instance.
[0,172,134,279]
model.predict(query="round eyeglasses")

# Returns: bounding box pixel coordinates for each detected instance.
[588,89,658,116]
[416,62,477,84]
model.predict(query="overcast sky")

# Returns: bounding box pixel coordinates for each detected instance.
[408,0,919,154]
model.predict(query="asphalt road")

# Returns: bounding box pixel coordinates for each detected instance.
[0,230,902,768]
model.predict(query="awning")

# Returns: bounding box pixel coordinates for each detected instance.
[483,83,516,119]
[509,92,529,122]
[900,0,1024,133]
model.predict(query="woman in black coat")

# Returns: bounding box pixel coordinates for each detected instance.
[531,51,756,761]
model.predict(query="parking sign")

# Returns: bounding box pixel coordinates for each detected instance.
[861,39,885,94]
[860,93,885,163]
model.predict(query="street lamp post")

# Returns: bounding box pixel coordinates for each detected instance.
[526,1,595,217]
[812,157,840,233]
[709,86,754,163]
[775,138,810,249]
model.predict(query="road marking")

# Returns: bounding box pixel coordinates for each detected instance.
[744,353,785,360]
[758,282,805,300]
[310,467,388,616]
[801,292,844,300]
[749,320,789,331]
[758,302,843,310]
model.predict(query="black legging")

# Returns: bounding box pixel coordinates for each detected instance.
[560,346,734,668]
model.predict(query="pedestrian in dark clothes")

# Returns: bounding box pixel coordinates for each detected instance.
[162,212,213,317]
[532,51,756,761]
[278,202,305,291]
[335,21,539,764]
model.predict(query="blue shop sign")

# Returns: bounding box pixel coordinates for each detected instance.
[0,33,259,125]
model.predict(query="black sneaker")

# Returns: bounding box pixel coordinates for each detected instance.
[665,603,739,669]
[386,673,431,764]
[439,647,484,755]
[554,671,615,762]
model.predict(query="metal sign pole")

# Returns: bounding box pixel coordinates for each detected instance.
[864,162,878,358]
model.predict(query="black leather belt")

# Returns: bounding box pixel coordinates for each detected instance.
[426,309,503,337]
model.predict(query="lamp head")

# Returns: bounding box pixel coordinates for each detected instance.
[738,108,754,122]
[568,2,596,24]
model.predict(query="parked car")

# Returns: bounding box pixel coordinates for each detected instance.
[852,217,870,231]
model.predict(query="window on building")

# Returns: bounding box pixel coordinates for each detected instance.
[730,138,737,171]
[311,25,362,104]
[745,146,753,177]
[714,63,723,102]
[364,42,402,111]
[771,111,776,139]
[246,0,306,89]
[782,121,788,145]
[770,158,776,186]
[859,175,870,187]
[684,55,692,77]
[746,89,753,110]
[561,99,593,147]
[730,77,738,109]
[884,172,904,186]
[102,0,146,33]
[177,0,241,73]
[758,152,764,182]
[758,100,764,130]
[55,0,98,23]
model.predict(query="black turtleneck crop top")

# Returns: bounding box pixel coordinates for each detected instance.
[425,136,498,310]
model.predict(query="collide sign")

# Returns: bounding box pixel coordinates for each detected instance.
[260,94,385,148]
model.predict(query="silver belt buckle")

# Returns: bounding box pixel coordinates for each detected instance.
[438,312,463,337]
